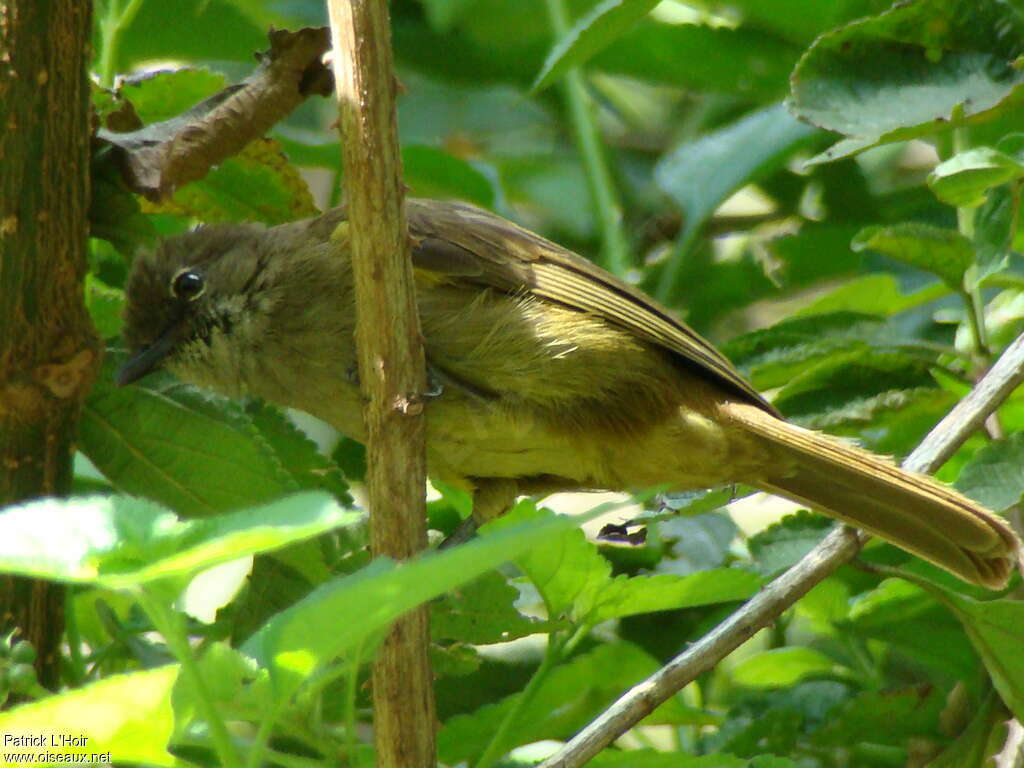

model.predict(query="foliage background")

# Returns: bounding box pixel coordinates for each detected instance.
[1,0,1024,766]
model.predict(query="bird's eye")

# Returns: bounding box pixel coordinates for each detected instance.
[170,268,205,301]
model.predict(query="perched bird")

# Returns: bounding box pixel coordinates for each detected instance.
[120,199,1021,588]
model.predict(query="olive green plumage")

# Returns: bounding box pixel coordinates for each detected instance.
[121,199,1021,588]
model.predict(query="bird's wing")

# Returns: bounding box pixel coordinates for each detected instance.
[405,199,776,415]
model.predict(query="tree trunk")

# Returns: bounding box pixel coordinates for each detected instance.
[0,0,99,689]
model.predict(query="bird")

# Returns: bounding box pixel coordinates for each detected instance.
[118,198,1021,588]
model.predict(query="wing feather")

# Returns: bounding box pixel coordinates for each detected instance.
[406,199,776,414]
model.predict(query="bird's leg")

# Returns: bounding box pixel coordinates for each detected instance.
[439,478,519,549]
[438,476,579,549]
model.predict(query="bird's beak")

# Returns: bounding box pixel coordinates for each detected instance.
[116,322,181,386]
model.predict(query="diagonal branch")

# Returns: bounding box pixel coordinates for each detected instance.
[98,27,332,200]
[540,331,1024,768]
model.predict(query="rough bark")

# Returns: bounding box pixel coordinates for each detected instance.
[326,1,436,765]
[0,0,99,688]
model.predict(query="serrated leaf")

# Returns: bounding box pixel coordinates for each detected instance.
[928,146,1024,208]
[774,348,939,424]
[748,511,834,579]
[142,137,319,224]
[812,686,945,747]
[894,574,1024,721]
[482,500,612,621]
[438,642,712,764]
[532,0,660,92]
[852,223,974,289]
[431,570,565,644]
[244,401,352,506]
[792,0,1024,164]
[848,579,978,680]
[81,359,299,517]
[243,507,596,700]
[732,647,840,688]
[723,312,888,390]
[955,431,1024,511]
[0,666,179,766]
[431,643,482,678]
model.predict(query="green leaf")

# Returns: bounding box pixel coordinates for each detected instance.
[718,708,802,759]
[438,642,710,764]
[593,21,799,100]
[118,68,227,125]
[721,0,892,46]
[171,641,272,738]
[657,512,738,574]
[955,432,1024,510]
[0,666,179,766]
[928,691,1010,768]
[654,103,818,292]
[794,274,948,317]
[144,137,319,225]
[589,752,748,768]
[773,348,939,424]
[748,511,834,579]
[81,358,306,517]
[791,0,1024,164]
[89,154,158,256]
[589,569,763,624]
[418,0,480,31]
[812,685,946,747]
[85,275,125,339]
[244,400,352,506]
[431,642,482,678]
[482,500,612,621]
[0,492,354,590]
[112,0,267,72]
[928,146,1024,208]
[851,223,974,289]
[911,580,1024,721]
[402,144,496,207]
[723,312,888,390]
[848,579,979,681]
[589,752,781,768]
[243,507,593,699]
[431,570,565,644]
[732,647,840,688]
[532,0,661,92]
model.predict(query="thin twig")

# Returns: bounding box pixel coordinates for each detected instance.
[540,331,1024,768]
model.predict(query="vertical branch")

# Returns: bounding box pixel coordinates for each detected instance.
[0,0,99,688]
[324,1,436,766]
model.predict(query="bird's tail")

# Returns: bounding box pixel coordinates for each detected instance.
[722,402,1021,589]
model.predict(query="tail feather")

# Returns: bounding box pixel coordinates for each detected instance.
[723,402,1021,589]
